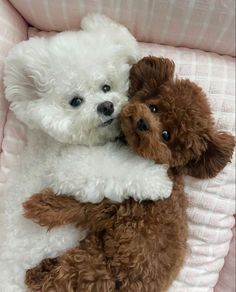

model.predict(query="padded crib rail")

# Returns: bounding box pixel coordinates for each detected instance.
[9,0,236,56]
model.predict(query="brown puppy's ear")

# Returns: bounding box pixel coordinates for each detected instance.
[128,56,175,97]
[184,132,235,179]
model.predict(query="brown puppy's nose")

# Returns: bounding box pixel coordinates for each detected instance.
[137,119,149,131]
[97,101,114,116]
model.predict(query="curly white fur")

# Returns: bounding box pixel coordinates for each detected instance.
[0,14,172,291]
[50,142,172,203]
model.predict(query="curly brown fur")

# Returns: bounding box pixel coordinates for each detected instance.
[23,189,117,232]
[23,56,235,292]
[122,56,235,178]
[24,179,187,292]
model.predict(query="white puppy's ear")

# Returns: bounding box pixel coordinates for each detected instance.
[81,14,139,64]
[4,37,49,102]
[4,37,50,125]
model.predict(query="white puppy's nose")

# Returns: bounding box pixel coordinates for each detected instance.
[97,101,114,116]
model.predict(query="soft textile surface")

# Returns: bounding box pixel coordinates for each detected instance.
[0,0,27,200]
[1,27,234,291]
[0,0,27,154]
[9,0,236,56]
[215,227,236,292]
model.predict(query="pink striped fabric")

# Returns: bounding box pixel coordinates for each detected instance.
[0,0,27,240]
[9,0,236,56]
[0,0,27,154]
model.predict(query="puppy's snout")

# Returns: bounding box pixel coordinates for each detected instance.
[137,119,149,131]
[97,101,114,116]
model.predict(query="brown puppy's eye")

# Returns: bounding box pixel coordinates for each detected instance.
[149,104,158,113]
[162,130,171,141]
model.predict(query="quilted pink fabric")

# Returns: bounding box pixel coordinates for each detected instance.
[9,0,236,56]
[0,0,27,185]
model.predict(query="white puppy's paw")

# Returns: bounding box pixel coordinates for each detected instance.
[138,164,173,201]
[115,162,173,202]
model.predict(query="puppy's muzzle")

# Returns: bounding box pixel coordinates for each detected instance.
[137,118,149,131]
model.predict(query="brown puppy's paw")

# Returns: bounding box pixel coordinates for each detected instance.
[23,189,58,229]
[25,258,59,290]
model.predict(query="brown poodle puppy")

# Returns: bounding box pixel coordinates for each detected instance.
[23,57,235,292]
[122,57,235,179]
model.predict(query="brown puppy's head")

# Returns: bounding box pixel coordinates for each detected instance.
[120,56,235,179]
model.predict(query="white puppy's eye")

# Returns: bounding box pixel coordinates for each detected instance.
[69,96,84,107]
[102,84,111,93]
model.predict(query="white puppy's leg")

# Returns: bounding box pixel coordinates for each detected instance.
[50,143,173,203]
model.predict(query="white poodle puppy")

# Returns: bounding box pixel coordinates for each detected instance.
[0,14,172,291]
[5,14,137,146]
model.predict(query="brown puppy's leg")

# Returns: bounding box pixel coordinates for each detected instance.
[106,190,187,292]
[23,189,117,231]
[25,257,59,291]
[25,234,116,292]
[110,224,185,292]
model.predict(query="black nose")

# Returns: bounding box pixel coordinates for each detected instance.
[137,118,149,131]
[97,101,114,116]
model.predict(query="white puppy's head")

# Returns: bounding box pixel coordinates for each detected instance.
[4,14,139,145]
